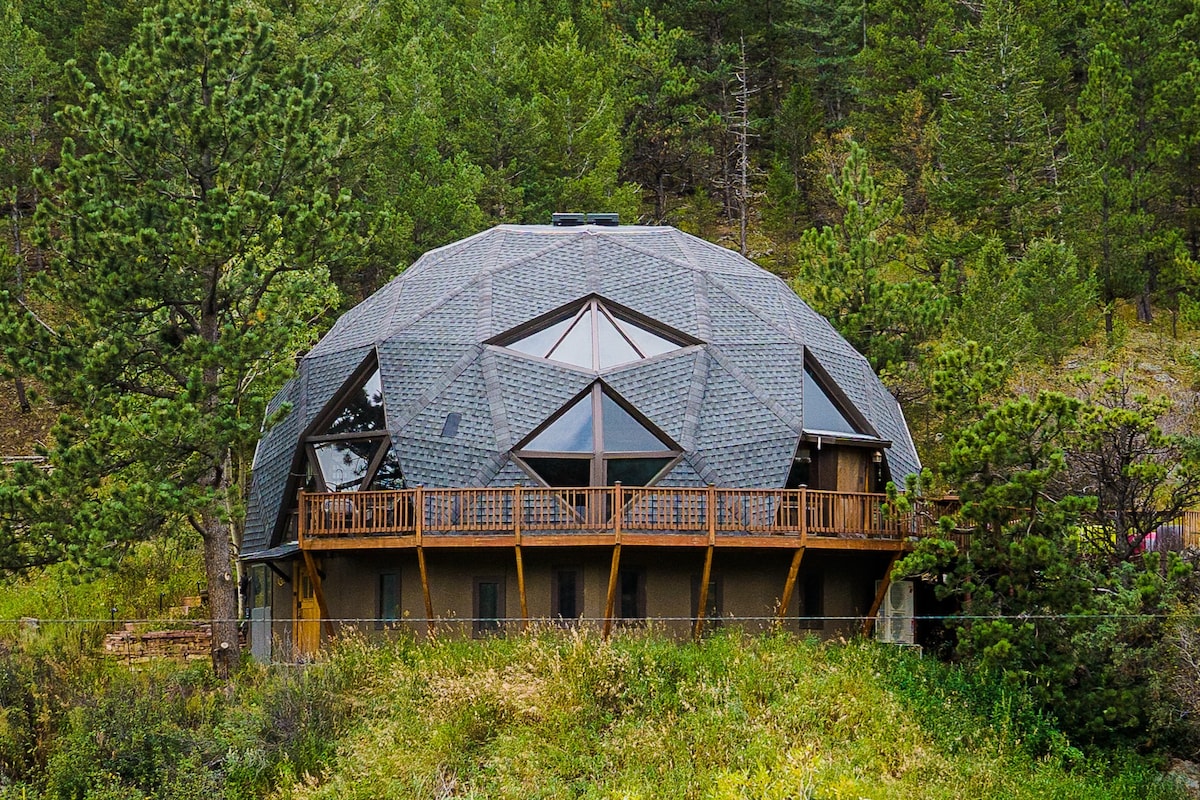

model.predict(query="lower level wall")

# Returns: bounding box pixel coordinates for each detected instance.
[252,547,900,660]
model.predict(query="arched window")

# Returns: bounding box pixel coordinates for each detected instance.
[305,358,405,492]
[513,383,679,487]
[498,296,690,370]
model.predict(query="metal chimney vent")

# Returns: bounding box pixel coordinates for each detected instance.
[550,212,620,227]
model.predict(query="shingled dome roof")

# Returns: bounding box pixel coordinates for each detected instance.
[243,224,921,556]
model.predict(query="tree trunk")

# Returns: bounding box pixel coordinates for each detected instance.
[201,491,241,679]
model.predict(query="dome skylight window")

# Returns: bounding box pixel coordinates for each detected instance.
[501,297,687,370]
[514,383,679,487]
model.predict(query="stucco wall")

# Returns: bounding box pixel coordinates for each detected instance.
[248,547,902,659]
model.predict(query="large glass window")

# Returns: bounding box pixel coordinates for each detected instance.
[802,365,861,436]
[501,297,687,370]
[514,383,678,487]
[305,356,406,492]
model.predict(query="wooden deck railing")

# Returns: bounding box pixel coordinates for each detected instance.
[297,485,931,543]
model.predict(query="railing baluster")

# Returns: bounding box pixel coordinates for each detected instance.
[294,486,974,542]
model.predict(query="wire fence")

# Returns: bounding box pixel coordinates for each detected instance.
[3,613,1198,627]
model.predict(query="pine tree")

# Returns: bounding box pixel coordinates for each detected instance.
[617,10,715,222]
[1065,42,1152,336]
[1016,238,1098,363]
[795,140,946,371]
[936,0,1063,247]
[950,238,1035,362]
[0,4,57,412]
[1,0,347,678]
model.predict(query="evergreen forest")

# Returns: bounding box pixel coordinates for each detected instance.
[3,0,1200,796]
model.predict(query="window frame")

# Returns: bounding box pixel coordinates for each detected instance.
[491,294,699,371]
[617,567,646,620]
[512,382,681,487]
[300,351,407,494]
[690,572,723,628]
[377,572,400,629]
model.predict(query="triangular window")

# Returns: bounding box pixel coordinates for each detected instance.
[802,365,861,436]
[320,367,386,435]
[500,297,688,370]
[515,383,678,487]
[305,355,406,492]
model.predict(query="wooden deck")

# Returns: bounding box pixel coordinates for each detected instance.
[297,485,936,551]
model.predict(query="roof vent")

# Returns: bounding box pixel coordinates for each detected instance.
[551,212,620,227]
[551,212,587,226]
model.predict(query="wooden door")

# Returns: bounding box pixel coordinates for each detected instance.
[295,570,321,656]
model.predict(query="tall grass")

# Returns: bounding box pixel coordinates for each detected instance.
[0,629,1185,799]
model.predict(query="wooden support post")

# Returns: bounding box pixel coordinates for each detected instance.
[799,486,807,546]
[693,544,715,640]
[694,487,718,640]
[414,486,435,636]
[706,483,717,542]
[602,491,623,639]
[776,546,806,628]
[301,550,335,639]
[862,551,903,638]
[613,482,622,540]
[515,483,527,629]
[297,491,307,545]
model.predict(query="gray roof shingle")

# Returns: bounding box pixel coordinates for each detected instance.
[245,224,922,547]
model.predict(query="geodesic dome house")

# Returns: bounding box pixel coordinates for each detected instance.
[241,223,924,658]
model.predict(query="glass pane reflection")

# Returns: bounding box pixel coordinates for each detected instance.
[324,368,386,434]
[313,439,380,491]
[525,396,594,452]
[601,393,667,452]
[802,368,859,435]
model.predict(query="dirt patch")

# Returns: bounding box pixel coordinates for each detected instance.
[0,375,57,456]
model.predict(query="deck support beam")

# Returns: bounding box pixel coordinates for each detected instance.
[862,552,903,638]
[414,486,435,636]
[693,484,718,640]
[693,544,715,640]
[602,544,621,639]
[776,546,806,629]
[514,484,528,630]
[603,486,625,639]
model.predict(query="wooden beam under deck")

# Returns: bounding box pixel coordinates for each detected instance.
[776,547,806,628]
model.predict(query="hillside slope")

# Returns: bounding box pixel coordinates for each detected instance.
[267,633,1179,800]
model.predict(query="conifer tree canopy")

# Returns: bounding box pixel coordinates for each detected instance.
[0,0,348,678]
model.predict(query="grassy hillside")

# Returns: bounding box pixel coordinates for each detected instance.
[0,631,1184,799]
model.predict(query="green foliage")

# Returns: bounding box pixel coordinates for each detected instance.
[617,10,716,222]
[0,631,1187,797]
[901,389,1200,748]
[0,0,350,676]
[951,238,1097,365]
[795,140,946,371]
[1017,238,1099,363]
[936,0,1062,247]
